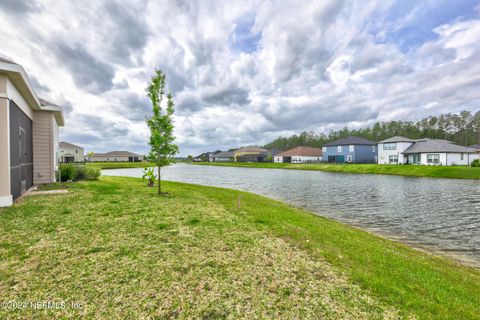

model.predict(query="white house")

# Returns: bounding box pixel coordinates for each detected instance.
[88,151,144,162]
[402,139,478,165]
[274,146,323,163]
[378,136,416,164]
[378,136,479,165]
[59,141,84,163]
[0,57,64,206]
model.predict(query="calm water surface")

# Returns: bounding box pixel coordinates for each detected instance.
[103,164,480,266]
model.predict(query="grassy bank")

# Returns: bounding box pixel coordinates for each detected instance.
[86,161,155,170]
[1,178,479,319]
[192,162,480,179]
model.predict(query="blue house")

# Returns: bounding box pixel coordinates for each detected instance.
[322,136,377,164]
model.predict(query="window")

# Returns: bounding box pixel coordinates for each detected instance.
[383,143,396,150]
[337,146,342,152]
[427,154,440,164]
[461,153,464,160]
[349,145,354,152]
[75,150,78,154]
[322,147,326,153]
[347,155,352,162]
[389,155,398,164]
[372,146,376,152]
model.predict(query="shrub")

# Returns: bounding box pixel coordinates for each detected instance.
[85,167,101,180]
[59,163,78,181]
[471,159,480,167]
[75,165,87,180]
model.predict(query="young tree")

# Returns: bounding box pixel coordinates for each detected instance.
[146,69,179,195]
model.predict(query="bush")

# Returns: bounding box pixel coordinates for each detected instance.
[471,159,480,167]
[76,165,87,180]
[85,167,101,180]
[59,164,101,181]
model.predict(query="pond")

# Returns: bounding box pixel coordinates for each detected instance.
[103,164,480,266]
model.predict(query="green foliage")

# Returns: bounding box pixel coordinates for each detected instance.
[146,69,179,194]
[471,159,480,167]
[59,164,100,181]
[85,166,101,180]
[59,163,78,181]
[264,110,480,150]
[142,167,157,186]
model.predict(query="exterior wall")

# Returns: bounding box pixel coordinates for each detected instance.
[355,145,378,163]
[323,144,376,163]
[213,157,233,162]
[378,142,413,164]
[407,152,478,165]
[59,146,85,162]
[33,111,56,184]
[291,156,322,163]
[0,75,12,206]
[89,155,144,162]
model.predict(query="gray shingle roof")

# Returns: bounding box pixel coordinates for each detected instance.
[468,144,480,150]
[214,151,234,158]
[379,136,416,143]
[402,139,477,154]
[91,151,142,157]
[59,141,83,149]
[235,146,267,153]
[324,136,376,146]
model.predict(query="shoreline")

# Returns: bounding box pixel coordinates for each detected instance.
[189,161,480,180]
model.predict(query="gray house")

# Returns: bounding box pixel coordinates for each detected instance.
[212,151,234,162]
[322,136,377,164]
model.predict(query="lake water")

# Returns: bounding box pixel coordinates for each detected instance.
[103,164,480,266]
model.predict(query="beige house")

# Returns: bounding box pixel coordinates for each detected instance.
[0,57,64,206]
[59,141,84,163]
[233,146,267,162]
[88,151,144,162]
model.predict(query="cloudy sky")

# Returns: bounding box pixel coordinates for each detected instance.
[1,0,480,156]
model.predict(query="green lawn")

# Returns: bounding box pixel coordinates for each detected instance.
[86,161,155,170]
[1,177,479,319]
[193,162,480,179]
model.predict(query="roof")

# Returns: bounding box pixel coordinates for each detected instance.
[90,151,142,157]
[402,139,477,154]
[276,146,323,157]
[324,136,376,146]
[0,56,64,126]
[235,146,267,153]
[59,141,83,149]
[468,144,480,150]
[379,136,416,143]
[214,151,234,158]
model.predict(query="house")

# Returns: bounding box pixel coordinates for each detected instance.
[0,57,64,206]
[274,146,323,163]
[322,136,377,164]
[377,136,417,164]
[469,144,480,152]
[88,151,144,162]
[402,139,479,165]
[212,151,234,162]
[59,141,84,163]
[234,146,268,162]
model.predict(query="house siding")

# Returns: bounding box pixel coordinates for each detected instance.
[0,76,12,205]
[378,142,413,164]
[33,111,55,184]
[323,144,377,163]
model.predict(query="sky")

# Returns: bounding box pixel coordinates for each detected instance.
[1,0,480,156]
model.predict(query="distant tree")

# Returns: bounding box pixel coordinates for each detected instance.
[146,69,179,195]
[187,155,193,162]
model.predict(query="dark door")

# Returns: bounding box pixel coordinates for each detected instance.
[64,156,75,163]
[283,157,291,163]
[336,155,345,163]
[128,156,133,162]
[10,100,33,200]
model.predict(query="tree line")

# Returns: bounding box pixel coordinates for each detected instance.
[264,110,480,150]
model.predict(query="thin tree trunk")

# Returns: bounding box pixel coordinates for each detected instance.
[158,166,161,195]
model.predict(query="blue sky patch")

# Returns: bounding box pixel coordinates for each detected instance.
[230,12,261,53]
